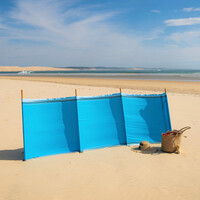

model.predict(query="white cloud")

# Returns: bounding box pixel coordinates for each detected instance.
[7,0,119,48]
[1,0,200,68]
[168,30,200,45]
[165,17,200,26]
[0,0,145,66]
[151,10,160,13]
[182,7,200,12]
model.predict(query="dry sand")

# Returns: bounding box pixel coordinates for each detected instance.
[1,76,200,94]
[0,77,200,200]
[0,66,74,72]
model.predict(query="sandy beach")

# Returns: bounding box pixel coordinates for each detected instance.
[1,76,200,94]
[0,77,200,200]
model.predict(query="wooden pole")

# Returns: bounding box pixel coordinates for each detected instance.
[20,89,25,161]
[119,87,127,145]
[164,88,167,93]
[75,89,77,97]
[21,89,23,99]
[74,88,82,153]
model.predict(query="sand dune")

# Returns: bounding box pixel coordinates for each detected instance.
[0,66,74,72]
[0,78,199,200]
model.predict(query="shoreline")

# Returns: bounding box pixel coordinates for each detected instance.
[1,72,200,82]
[1,76,200,95]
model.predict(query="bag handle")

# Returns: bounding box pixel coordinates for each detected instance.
[177,126,191,134]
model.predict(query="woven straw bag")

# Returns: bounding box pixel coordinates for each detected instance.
[161,126,191,153]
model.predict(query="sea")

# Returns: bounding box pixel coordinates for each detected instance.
[1,68,200,82]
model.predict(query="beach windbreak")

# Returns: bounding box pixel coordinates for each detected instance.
[22,93,171,160]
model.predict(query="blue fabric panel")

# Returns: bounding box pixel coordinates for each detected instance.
[22,99,79,160]
[22,93,171,160]
[77,95,126,151]
[122,94,171,144]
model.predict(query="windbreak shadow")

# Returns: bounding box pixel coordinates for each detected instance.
[62,100,80,152]
[0,148,23,160]
[130,146,162,155]
[140,97,167,142]
[109,96,126,145]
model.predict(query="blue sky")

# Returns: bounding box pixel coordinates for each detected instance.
[0,0,200,68]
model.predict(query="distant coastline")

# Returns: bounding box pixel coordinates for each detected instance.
[0,66,75,72]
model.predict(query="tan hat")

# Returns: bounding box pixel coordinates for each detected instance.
[139,141,150,151]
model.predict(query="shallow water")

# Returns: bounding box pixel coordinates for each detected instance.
[1,69,200,82]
